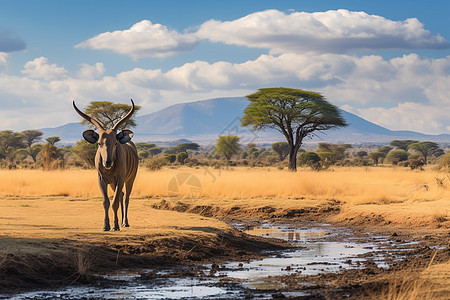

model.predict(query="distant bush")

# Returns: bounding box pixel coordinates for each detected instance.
[176,152,188,164]
[163,154,176,164]
[438,153,450,172]
[298,152,321,171]
[145,157,167,171]
[385,149,409,165]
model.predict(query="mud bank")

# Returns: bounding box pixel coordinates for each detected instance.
[1,196,449,298]
[0,227,288,294]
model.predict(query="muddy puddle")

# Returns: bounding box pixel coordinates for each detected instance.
[3,223,422,299]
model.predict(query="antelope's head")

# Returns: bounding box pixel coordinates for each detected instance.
[73,100,135,169]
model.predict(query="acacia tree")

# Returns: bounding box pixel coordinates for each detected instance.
[408,141,440,164]
[0,130,26,165]
[81,101,141,130]
[242,88,347,171]
[390,140,418,151]
[271,142,289,161]
[20,130,43,163]
[215,135,240,161]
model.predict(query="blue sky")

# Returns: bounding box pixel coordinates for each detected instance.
[0,0,449,134]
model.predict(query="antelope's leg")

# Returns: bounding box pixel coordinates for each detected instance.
[122,179,135,227]
[112,179,125,231]
[120,191,124,226]
[98,175,110,231]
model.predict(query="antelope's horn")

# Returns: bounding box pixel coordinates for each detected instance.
[73,101,104,130]
[112,99,135,131]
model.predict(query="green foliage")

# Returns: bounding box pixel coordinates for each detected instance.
[215,135,240,161]
[241,87,347,171]
[407,141,441,164]
[385,149,409,165]
[82,101,141,130]
[298,151,322,171]
[378,146,393,154]
[247,147,259,158]
[356,150,368,158]
[145,156,167,171]
[149,147,163,156]
[438,153,450,171]
[316,143,351,163]
[390,140,418,151]
[135,142,157,151]
[163,154,176,164]
[135,142,162,159]
[40,140,60,170]
[0,130,26,164]
[45,136,60,146]
[71,140,97,168]
[165,143,200,155]
[21,130,43,148]
[271,142,289,161]
[176,152,188,164]
[368,152,386,165]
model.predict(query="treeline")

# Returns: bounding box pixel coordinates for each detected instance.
[1,130,450,171]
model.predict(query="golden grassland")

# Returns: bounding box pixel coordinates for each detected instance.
[0,166,448,298]
[1,166,448,227]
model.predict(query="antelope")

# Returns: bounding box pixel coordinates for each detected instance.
[73,100,139,231]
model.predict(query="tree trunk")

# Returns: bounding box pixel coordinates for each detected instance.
[288,146,297,172]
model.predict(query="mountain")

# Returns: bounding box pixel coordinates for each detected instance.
[41,97,450,145]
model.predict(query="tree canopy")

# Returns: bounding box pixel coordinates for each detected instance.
[407,141,440,164]
[81,101,141,130]
[271,142,289,161]
[242,88,347,171]
[390,140,418,151]
[215,135,240,161]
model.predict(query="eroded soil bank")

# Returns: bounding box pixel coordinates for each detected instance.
[0,196,449,299]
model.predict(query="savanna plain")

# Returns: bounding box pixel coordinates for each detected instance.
[0,166,449,299]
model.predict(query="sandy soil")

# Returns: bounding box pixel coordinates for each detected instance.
[0,194,448,298]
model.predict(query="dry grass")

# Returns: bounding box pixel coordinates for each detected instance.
[1,167,449,201]
[0,166,448,228]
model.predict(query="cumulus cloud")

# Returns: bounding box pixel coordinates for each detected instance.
[77,62,106,79]
[0,30,26,52]
[357,103,450,135]
[0,52,8,71]
[75,10,449,60]
[21,57,69,80]
[196,9,449,54]
[1,51,450,133]
[76,20,199,59]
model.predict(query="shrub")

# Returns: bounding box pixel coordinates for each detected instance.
[145,157,167,171]
[176,152,188,165]
[438,153,450,171]
[385,149,409,165]
[298,152,321,171]
[163,154,176,164]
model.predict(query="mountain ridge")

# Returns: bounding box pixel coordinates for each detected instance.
[41,97,450,145]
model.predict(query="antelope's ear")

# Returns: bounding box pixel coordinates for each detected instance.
[117,129,134,144]
[83,130,99,144]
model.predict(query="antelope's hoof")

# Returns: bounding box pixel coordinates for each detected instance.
[102,226,110,231]
[122,223,130,227]
[113,226,120,231]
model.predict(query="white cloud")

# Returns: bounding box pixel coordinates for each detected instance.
[357,103,449,135]
[1,52,449,134]
[0,52,8,71]
[76,10,449,60]
[196,9,449,54]
[21,57,69,80]
[76,20,199,59]
[77,62,106,79]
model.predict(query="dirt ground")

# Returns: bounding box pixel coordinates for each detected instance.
[0,195,449,299]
